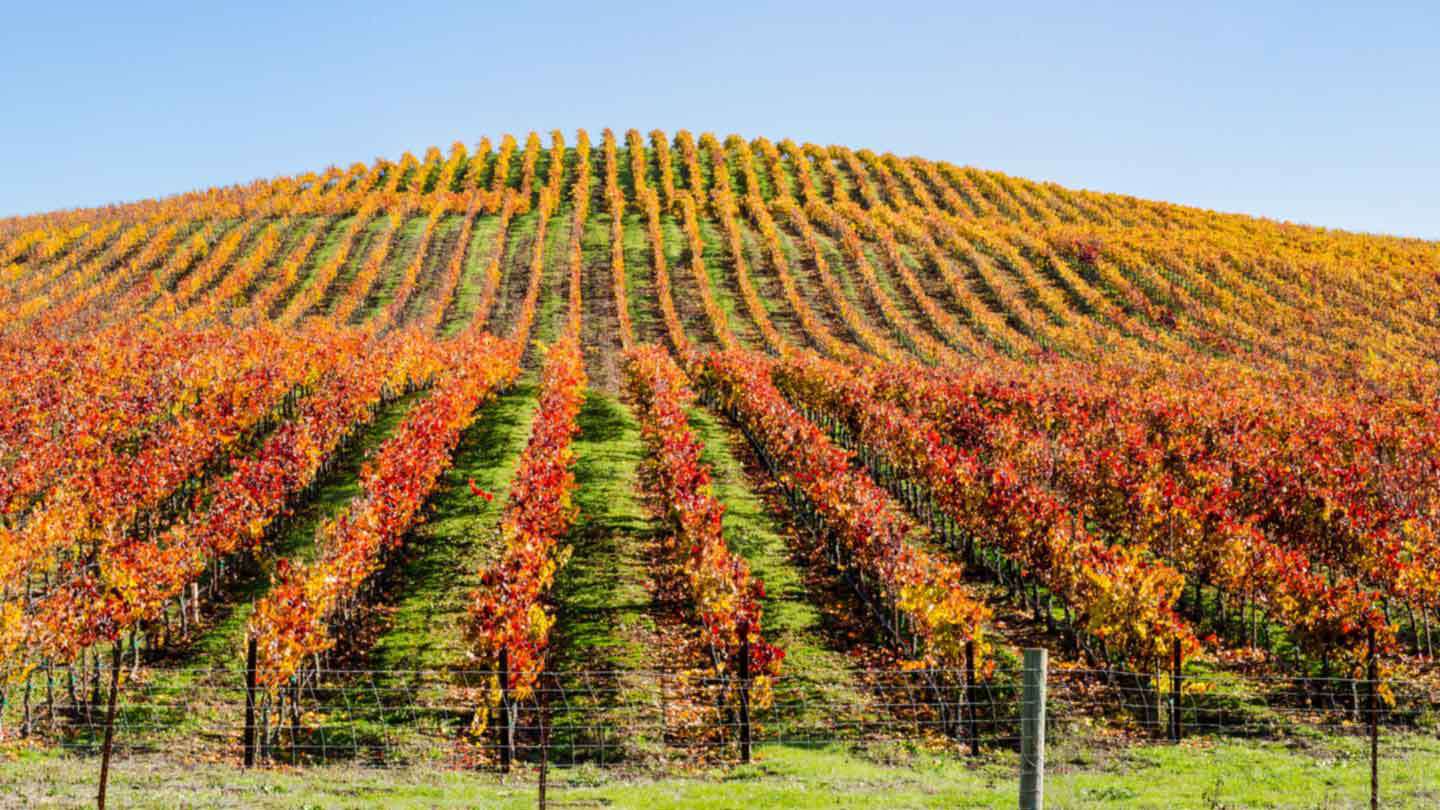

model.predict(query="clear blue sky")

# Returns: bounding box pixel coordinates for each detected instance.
[3,1,1437,238]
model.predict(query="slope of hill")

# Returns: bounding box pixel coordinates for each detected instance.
[1,129,1439,807]
[3,129,1436,376]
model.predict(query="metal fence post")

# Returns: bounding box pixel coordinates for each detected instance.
[243,637,257,768]
[1020,648,1048,810]
[538,672,549,810]
[498,649,513,773]
[966,639,980,757]
[1368,628,1378,810]
[1170,638,1182,743]
[738,624,753,764]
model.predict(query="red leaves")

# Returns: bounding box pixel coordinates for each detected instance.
[467,338,586,699]
[250,331,520,690]
[468,479,494,502]
[11,325,425,664]
[769,350,1201,670]
[623,345,783,678]
[700,349,989,670]
[838,351,1423,672]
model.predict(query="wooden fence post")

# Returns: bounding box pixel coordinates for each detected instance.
[1020,648,1048,810]
[96,642,123,810]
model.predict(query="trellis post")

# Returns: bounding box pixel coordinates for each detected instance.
[96,642,123,810]
[738,623,753,764]
[243,636,258,768]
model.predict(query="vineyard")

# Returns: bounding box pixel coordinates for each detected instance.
[1,129,1439,808]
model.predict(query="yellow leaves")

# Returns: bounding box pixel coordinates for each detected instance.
[750,674,775,710]
[898,572,991,668]
[526,603,554,644]
[0,602,30,680]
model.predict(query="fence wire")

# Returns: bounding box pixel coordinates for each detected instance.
[2,663,1436,771]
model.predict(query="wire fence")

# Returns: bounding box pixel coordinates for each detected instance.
[2,660,1436,768]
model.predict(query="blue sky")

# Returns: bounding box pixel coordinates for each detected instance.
[2,1,1437,238]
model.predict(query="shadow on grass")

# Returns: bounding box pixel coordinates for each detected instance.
[283,384,540,763]
[545,392,664,765]
[61,395,427,758]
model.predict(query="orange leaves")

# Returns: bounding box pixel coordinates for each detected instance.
[677,190,737,351]
[466,338,586,703]
[700,349,990,671]
[606,130,634,350]
[251,331,519,691]
[848,351,1426,671]
[563,130,592,340]
[628,133,689,360]
[377,208,445,330]
[771,350,1197,671]
[623,345,782,679]
[8,326,447,666]
[3,128,1438,697]
[711,139,787,356]
[331,213,403,325]
[506,131,568,350]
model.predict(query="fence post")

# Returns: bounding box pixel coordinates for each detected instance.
[1019,648,1047,810]
[96,641,123,810]
[538,672,549,810]
[738,624,753,765]
[498,649,513,773]
[243,637,257,768]
[965,639,980,757]
[1170,638,1182,743]
[1368,628,1378,810]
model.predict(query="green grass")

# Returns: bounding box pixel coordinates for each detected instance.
[696,216,761,350]
[856,235,938,348]
[7,734,1438,808]
[204,395,421,647]
[547,390,664,762]
[242,216,321,303]
[114,385,535,763]
[489,208,538,334]
[686,406,872,731]
[356,214,427,323]
[400,213,464,324]
[736,216,806,346]
[264,215,352,319]
[526,205,571,353]
[552,391,655,670]
[366,383,540,675]
[265,383,543,760]
[659,214,720,350]
[578,209,622,389]
[318,214,389,315]
[620,212,661,345]
[440,213,504,337]
[78,394,422,755]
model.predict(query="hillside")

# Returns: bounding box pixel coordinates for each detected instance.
[2,129,1439,808]
[4,130,1437,377]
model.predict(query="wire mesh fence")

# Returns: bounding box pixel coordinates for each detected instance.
[2,660,1436,769]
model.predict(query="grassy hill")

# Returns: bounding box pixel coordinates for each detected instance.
[2,129,1438,808]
